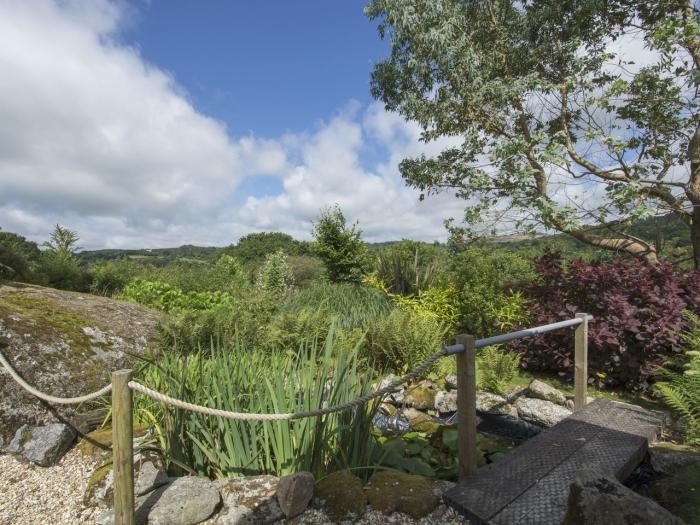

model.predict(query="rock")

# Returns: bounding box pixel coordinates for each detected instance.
[136,461,169,497]
[431,479,456,500]
[434,390,458,413]
[146,477,221,525]
[528,379,567,406]
[0,283,160,443]
[84,462,115,507]
[515,397,571,427]
[649,458,700,524]
[378,403,396,416]
[365,471,438,518]
[403,408,440,434]
[476,393,515,416]
[378,374,404,405]
[314,469,366,522]
[563,472,685,525]
[404,380,437,410]
[7,422,76,466]
[565,399,575,410]
[444,374,458,390]
[215,474,282,524]
[276,471,314,519]
[649,445,700,475]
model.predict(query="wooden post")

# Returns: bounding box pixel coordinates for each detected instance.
[112,369,134,525]
[574,314,589,411]
[455,334,477,480]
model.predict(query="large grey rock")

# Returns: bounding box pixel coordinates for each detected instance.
[276,471,314,519]
[7,422,76,466]
[649,446,700,475]
[515,397,571,427]
[0,283,160,444]
[476,393,515,417]
[215,475,282,524]
[135,461,169,497]
[378,374,404,405]
[528,379,567,406]
[434,389,457,413]
[563,473,685,525]
[146,477,221,525]
[444,374,458,390]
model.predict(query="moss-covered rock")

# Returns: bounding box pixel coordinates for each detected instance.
[649,460,700,524]
[365,471,438,518]
[404,381,437,410]
[0,283,160,443]
[314,469,366,522]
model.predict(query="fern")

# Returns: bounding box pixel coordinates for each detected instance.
[477,345,520,396]
[655,312,700,445]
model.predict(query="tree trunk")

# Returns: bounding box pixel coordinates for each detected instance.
[686,123,700,269]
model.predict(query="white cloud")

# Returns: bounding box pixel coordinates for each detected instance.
[0,0,466,249]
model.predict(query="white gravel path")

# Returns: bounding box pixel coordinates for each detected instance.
[0,449,467,525]
[0,449,101,524]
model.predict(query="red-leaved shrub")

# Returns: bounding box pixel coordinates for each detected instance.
[514,252,700,390]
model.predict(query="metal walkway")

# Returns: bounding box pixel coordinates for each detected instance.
[443,399,664,524]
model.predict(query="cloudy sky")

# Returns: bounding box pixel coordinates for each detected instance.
[0,0,470,249]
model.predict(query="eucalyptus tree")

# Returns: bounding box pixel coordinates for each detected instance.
[366,1,700,265]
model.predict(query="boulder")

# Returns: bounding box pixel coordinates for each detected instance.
[378,374,404,405]
[215,475,282,524]
[365,471,438,518]
[649,444,700,475]
[314,469,366,522]
[404,380,437,410]
[403,408,440,434]
[515,397,571,427]
[527,379,567,406]
[563,473,685,525]
[476,392,516,417]
[6,422,76,466]
[434,390,458,413]
[276,471,314,519]
[0,283,160,443]
[444,374,458,390]
[136,461,169,497]
[649,457,700,524]
[146,477,221,525]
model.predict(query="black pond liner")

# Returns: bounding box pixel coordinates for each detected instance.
[437,411,543,444]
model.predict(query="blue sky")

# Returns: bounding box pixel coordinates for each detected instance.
[0,0,466,249]
[121,1,389,137]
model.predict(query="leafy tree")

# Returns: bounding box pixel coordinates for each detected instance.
[367,1,700,266]
[312,206,369,283]
[43,224,80,259]
[224,232,308,263]
[0,228,41,281]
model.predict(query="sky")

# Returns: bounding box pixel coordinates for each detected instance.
[0,0,467,249]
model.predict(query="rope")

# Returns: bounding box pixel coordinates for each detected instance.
[128,347,449,421]
[0,351,112,404]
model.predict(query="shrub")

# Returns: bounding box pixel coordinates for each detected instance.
[373,240,444,295]
[655,312,700,445]
[129,331,379,479]
[36,252,90,291]
[312,205,369,283]
[122,279,231,313]
[89,259,140,296]
[477,346,520,396]
[515,252,700,389]
[448,247,533,336]
[255,250,295,295]
[365,308,449,373]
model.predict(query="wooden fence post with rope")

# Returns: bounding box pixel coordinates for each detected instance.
[455,334,477,480]
[112,369,135,525]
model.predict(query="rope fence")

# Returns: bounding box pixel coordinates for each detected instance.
[0,314,591,525]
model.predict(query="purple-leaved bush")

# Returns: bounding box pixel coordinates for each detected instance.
[514,252,700,389]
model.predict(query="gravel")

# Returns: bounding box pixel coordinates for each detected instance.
[0,449,101,524]
[0,450,468,524]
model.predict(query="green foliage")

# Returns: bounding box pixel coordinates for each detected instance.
[477,346,520,396]
[36,251,90,291]
[365,308,448,373]
[0,245,29,281]
[366,0,700,262]
[43,224,80,259]
[312,205,369,283]
[88,259,140,296]
[287,255,325,288]
[448,247,533,336]
[0,230,42,281]
[223,232,309,264]
[255,250,295,295]
[131,331,379,479]
[283,282,392,330]
[655,312,700,445]
[123,279,231,313]
[373,240,444,295]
